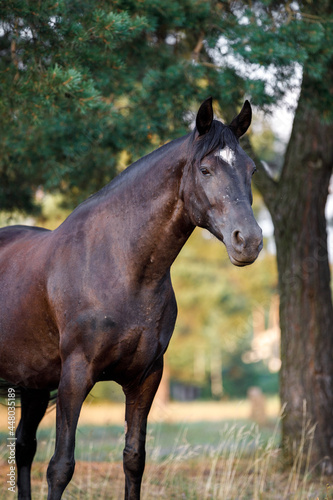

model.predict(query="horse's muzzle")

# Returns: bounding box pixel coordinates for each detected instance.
[228,227,263,266]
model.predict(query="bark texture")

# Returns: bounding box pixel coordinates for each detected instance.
[253,75,333,469]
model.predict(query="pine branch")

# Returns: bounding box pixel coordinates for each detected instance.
[192,32,205,61]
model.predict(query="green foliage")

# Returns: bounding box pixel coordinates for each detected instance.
[222,344,279,398]
[3,0,333,211]
[0,0,226,210]
[226,1,333,112]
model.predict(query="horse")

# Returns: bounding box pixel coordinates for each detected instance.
[0,97,262,499]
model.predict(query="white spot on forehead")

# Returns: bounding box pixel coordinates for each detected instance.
[215,146,236,166]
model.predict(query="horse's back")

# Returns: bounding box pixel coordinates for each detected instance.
[0,224,50,246]
[0,224,50,266]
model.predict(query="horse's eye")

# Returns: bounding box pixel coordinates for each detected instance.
[200,166,211,176]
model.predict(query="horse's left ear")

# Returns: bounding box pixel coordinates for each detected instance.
[196,97,213,136]
[229,100,252,139]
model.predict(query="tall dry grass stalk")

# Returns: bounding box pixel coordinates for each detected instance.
[0,405,331,499]
[139,404,330,500]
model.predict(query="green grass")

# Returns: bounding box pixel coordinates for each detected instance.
[24,419,278,464]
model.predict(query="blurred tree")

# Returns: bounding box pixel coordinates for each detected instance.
[170,228,278,394]
[236,0,333,469]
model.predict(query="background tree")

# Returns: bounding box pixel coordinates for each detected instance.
[235,1,333,468]
[256,81,333,468]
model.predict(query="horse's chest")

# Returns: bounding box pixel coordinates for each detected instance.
[95,291,177,382]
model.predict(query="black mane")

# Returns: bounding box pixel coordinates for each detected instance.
[65,133,190,214]
[70,120,238,215]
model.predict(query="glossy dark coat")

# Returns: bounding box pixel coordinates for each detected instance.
[0,98,262,499]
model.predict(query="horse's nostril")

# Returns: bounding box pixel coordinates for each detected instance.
[232,230,246,251]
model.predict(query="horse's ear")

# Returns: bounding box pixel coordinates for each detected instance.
[196,97,213,136]
[229,100,252,138]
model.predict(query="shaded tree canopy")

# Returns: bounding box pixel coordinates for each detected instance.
[2,0,333,212]
[0,0,233,211]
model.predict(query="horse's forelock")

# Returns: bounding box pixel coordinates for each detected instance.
[192,120,238,162]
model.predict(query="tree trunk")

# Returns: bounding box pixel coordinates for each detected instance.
[254,75,333,470]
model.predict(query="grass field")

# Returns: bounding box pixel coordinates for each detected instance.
[0,399,332,499]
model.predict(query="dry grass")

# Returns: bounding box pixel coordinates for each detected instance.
[0,421,331,499]
[0,399,332,499]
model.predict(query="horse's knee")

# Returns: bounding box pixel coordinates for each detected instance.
[123,445,145,478]
[47,455,75,496]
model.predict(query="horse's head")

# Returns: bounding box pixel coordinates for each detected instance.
[183,97,263,266]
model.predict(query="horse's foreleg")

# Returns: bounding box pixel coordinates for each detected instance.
[46,356,93,500]
[16,388,49,500]
[122,358,163,500]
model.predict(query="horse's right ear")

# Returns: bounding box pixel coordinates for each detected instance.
[229,100,252,138]
[196,97,213,136]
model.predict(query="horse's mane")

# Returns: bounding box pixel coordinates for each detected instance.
[66,121,238,217]
[67,134,190,214]
[191,120,238,162]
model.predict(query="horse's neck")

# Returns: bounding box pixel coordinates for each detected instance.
[63,135,194,282]
[109,137,194,280]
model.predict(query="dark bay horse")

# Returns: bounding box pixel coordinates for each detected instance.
[0,98,262,499]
